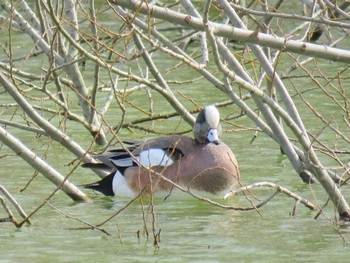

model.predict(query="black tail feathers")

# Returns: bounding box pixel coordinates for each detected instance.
[83,173,115,196]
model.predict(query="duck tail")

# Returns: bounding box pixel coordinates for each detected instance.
[83,172,115,196]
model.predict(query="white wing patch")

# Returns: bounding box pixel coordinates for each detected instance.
[138,148,174,166]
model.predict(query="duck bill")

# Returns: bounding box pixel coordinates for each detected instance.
[207,128,220,145]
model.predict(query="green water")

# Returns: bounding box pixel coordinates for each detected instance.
[1,120,350,262]
[1,1,350,262]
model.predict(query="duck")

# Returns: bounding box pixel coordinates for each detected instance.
[82,105,240,198]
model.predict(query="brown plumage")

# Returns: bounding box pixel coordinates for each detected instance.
[83,105,240,197]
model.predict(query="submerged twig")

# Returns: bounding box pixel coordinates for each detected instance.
[0,185,32,227]
[224,181,317,211]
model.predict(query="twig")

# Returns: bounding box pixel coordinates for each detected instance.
[224,181,317,211]
[0,185,32,227]
[48,203,111,236]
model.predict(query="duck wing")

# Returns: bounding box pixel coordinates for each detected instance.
[82,136,193,174]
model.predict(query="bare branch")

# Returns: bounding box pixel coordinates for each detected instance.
[0,126,89,201]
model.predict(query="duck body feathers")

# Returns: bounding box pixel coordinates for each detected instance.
[83,135,240,197]
[83,105,240,198]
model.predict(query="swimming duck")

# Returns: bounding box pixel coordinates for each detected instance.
[82,105,240,197]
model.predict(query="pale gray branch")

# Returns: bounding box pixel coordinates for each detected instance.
[112,0,350,63]
[0,126,89,201]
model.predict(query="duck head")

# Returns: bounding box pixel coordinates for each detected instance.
[193,105,223,145]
